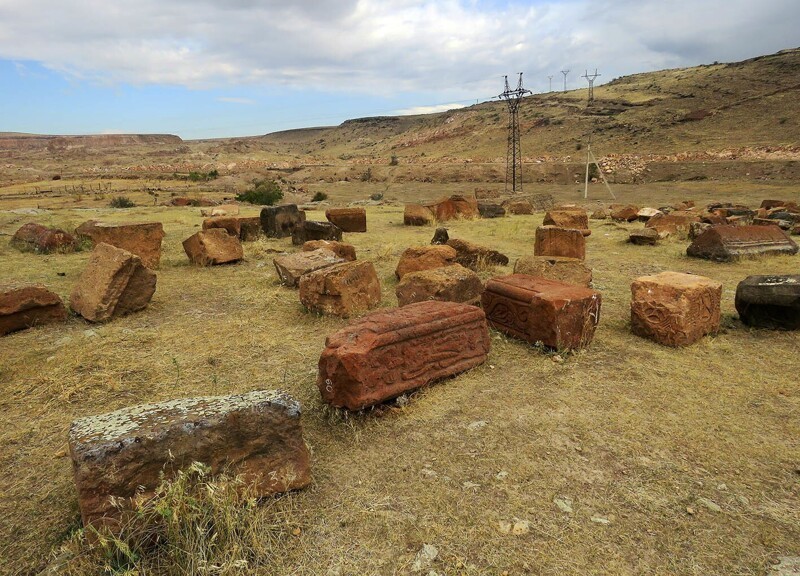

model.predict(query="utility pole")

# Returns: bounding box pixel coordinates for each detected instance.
[498,73,532,194]
[582,69,601,103]
[561,69,569,92]
[548,75,553,92]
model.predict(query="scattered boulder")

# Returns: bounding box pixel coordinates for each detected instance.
[629,227,659,245]
[646,212,701,237]
[325,207,367,233]
[689,221,712,240]
[427,195,479,221]
[761,199,787,210]
[735,275,800,330]
[273,248,345,287]
[513,256,592,287]
[431,227,449,245]
[68,390,311,533]
[543,210,591,236]
[69,243,157,323]
[202,216,241,238]
[317,301,490,410]
[630,271,721,347]
[10,222,77,254]
[75,221,165,269]
[637,207,663,222]
[590,207,610,220]
[446,238,509,269]
[478,202,506,218]
[183,228,244,266]
[238,217,262,241]
[482,274,601,350]
[610,205,639,222]
[0,283,67,336]
[534,226,586,260]
[395,245,458,279]
[404,204,434,226]
[503,199,533,215]
[292,221,343,245]
[302,240,356,261]
[201,204,239,217]
[687,225,798,262]
[299,261,381,317]
[260,204,306,238]
[396,264,484,307]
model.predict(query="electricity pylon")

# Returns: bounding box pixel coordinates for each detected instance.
[498,73,532,194]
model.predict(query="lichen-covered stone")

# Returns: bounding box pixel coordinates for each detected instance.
[299,261,381,317]
[446,238,509,270]
[503,199,533,215]
[292,221,343,245]
[317,301,490,410]
[396,264,484,306]
[260,204,306,238]
[10,222,78,254]
[687,225,798,261]
[735,275,800,330]
[68,390,311,533]
[75,221,165,269]
[478,202,505,218]
[325,207,367,232]
[0,283,67,335]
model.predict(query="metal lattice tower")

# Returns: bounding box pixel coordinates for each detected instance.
[498,73,532,194]
[582,69,601,102]
[548,75,553,92]
[561,69,569,92]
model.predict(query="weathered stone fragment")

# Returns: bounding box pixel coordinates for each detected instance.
[260,204,306,238]
[317,301,490,410]
[182,228,244,266]
[404,204,434,226]
[761,199,787,210]
[534,226,586,260]
[629,227,659,245]
[292,221,342,245]
[395,264,484,306]
[431,227,449,245]
[0,283,67,336]
[735,275,800,330]
[478,202,505,218]
[689,221,712,240]
[238,217,262,241]
[446,238,509,269]
[70,243,156,322]
[395,245,458,279]
[513,256,592,287]
[630,271,721,347]
[325,207,366,232]
[646,212,701,237]
[610,205,639,222]
[200,204,240,217]
[273,248,345,287]
[299,261,381,317]
[543,210,591,236]
[68,390,311,533]
[427,195,479,221]
[503,199,534,215]
[687,225,799,261]
[482,274,601,350]
[75,221,165,268]
[302,240,356,261]
[637,207,663,222]
[202,216,241,238]
[10,222,78,254]
[590,207,610,220]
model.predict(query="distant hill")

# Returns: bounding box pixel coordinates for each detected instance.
[0,133,183,153]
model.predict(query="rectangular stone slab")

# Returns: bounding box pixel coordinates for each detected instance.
[75,221,165,269]
[318,301,490,410]
[273,248,345,287]
[482,274,601,350]
[260,204,306,238]
[534,226,586,260]
[0,283,67,335]
[687,225,798,261]
[68,390,311,533]
[735,275,800,330]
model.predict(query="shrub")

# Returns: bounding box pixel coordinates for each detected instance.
[236,179,284,205]
[389,155,398,166]
[109,196,135,208]
[360,168,373,182]
[311,192,329,202]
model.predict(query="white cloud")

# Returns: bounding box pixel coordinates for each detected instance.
[0,0,797,97]
[217,96,256,104]
[395,102,467,115]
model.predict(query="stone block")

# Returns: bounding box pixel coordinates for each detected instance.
[534,226,586,260]
[68,390,311,532]
[478,202,505,218]
[10,222,77,254]
[426,195,479,221]
[543,210,591,236]
[646,212,701,237]
[183,228,244,266]
[430,227,449,245]
[404,204,434,226]
[75,221,165,269]
[446,238,509,270]
[610,204,639,222]
[260,204,306,238]
[630,271,721,346]
[238,217,262,241]
[70,243,157,322]
[395,245,458,279]
[590,208,610,220]
[273,248,345,287]
[202,216,241,238]
[396,264,484,306]
[482,274,601,350]
[513,256,592,287]
[0,283,67,336]
[629,227,659,245]
[687,225,798,261]
[299,261,381,317]
[292,221,342,245]
[735,275,800,330]
[325,207,366,232]
[503,199,533,215]
[317,301,490,410]
[302,240,356,261]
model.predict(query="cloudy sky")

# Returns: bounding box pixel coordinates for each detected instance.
[0,0,797,139]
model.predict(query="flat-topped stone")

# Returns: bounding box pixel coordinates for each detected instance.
[302,240,356,261]
[68,390,311,532]
[292,221,342,245]
[446,238,509,270]
[543,210,591,236]
[317,301,490,410]
[404,204,434,226]
[75,221,165,269]
[0,283,67,336]
[513,256,592,287]
[395,264,484,306]
[202,216,242,238]
[299,261,381,317]
[183,228,244,266]
[687,225,798,261]
[395,245,458,279]
[325,207,367,232]
[273,248,346,287]
[260,204,306,238]
[534,226,586,260]
[735,275,800,330]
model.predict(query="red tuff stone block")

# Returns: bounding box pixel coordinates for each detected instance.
[317,301,490,410]
[645,212,700,237]
[182,228,244,266]
[10,222,78,253]
[75,221,165,269]
[482,274,601,350]
[404,204,434,226]
[543,210,591,236]
[0,283,67,335]
[202,216,241,238]
[273,249,345,287]
[299,261,381,317]
[326,207,367,232]
[395,245,458,279]
[302,240,356,261]
[395,264,484,307]
[534,226,586,260]
[610,204,639,222]
[68,390,311,534]
[513,256,592,287]
[446,238,509,270]
[630,271,721,347]
[426,195,479,221]
[687,225,798,261]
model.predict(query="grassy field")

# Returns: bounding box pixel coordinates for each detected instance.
[1,182,799,575]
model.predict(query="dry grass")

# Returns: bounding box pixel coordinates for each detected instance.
[1,184,799,575]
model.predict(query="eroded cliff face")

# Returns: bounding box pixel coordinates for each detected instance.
[0,133,183,153]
